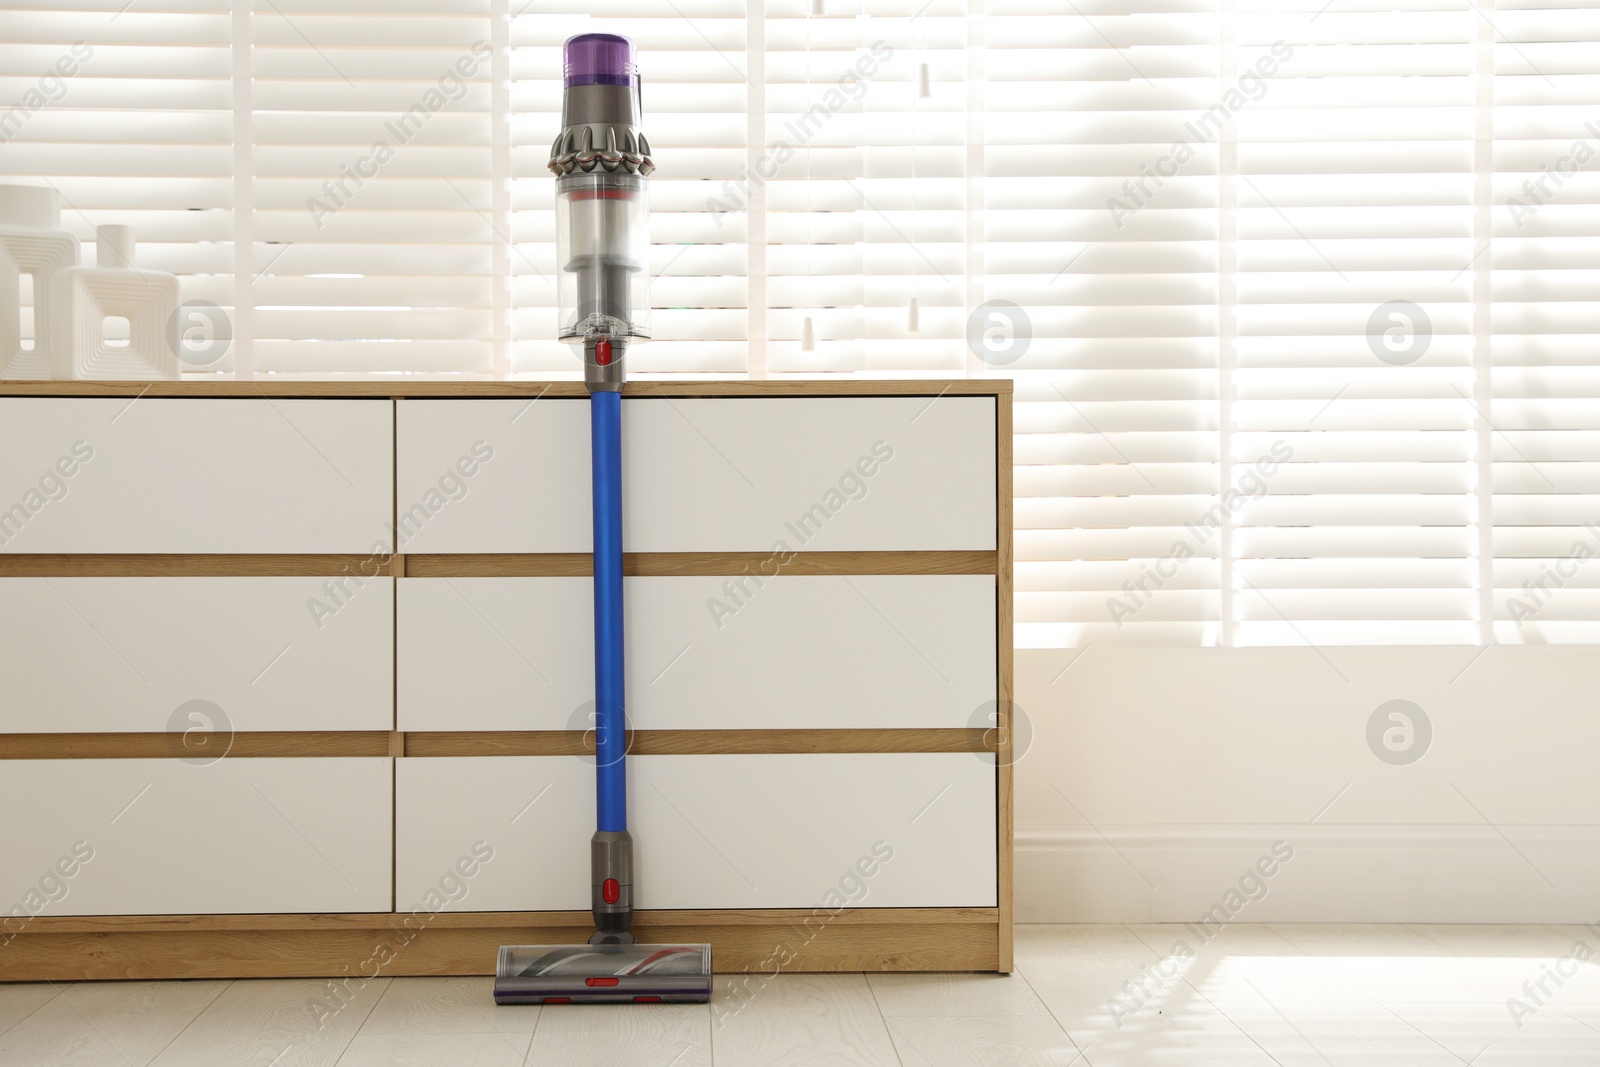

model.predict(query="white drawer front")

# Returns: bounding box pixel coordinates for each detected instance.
[399,575,995,731]
[0,577,393,733]
[0,398,393,553]
[395,397,589,555]
[395,396,995,552]
[395,754,996,911]
[0,758,392,915]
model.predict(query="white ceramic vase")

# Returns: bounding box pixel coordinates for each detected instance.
[0,184,79,380]
[50,225,180,380]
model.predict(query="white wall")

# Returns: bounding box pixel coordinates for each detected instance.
[1014,646,1600,924]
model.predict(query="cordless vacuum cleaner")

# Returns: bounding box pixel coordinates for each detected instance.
[493,33,714,1006]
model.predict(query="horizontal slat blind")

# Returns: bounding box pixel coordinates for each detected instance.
[764,2,969,373]
[0,0,235,367]
[4,1,1600,648]
[1492,0,1600,643]
[251,2,496,374]
[1232,2,1480,646]
[992,0,1224,647]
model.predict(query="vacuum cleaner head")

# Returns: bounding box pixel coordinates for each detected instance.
[493,942,713,1004]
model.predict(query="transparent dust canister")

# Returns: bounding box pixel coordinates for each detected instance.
[555,170,651,343]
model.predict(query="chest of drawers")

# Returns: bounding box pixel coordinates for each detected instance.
[0,379,1013,977]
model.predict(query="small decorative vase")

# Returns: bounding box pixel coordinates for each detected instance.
[50,225,180,380]
[0,184,79,380]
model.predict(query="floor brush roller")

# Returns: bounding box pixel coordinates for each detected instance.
[493,32,714,1006]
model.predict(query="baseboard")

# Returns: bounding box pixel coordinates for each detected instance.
[1017,824,1600,924]
[1019,823,1600,850]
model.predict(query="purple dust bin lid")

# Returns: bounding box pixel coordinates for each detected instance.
[565,33,637,87]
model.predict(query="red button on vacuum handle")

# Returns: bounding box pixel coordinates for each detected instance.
[602,877,620,904]
[585,977,620,987]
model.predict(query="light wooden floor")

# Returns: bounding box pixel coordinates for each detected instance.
[3,925,1599,1065]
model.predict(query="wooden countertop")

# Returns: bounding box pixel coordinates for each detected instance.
[0,378,1012,399]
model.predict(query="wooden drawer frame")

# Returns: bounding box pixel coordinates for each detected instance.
[0,379,1013,978]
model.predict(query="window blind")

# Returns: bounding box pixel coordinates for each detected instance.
[0,1,235,366]
[992,0,1225,649]
[1229,2,1482,648]
[252,1,499,375]
[1492,0,1600,645]
[762,2,970,374]
[3,0,1598,648]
